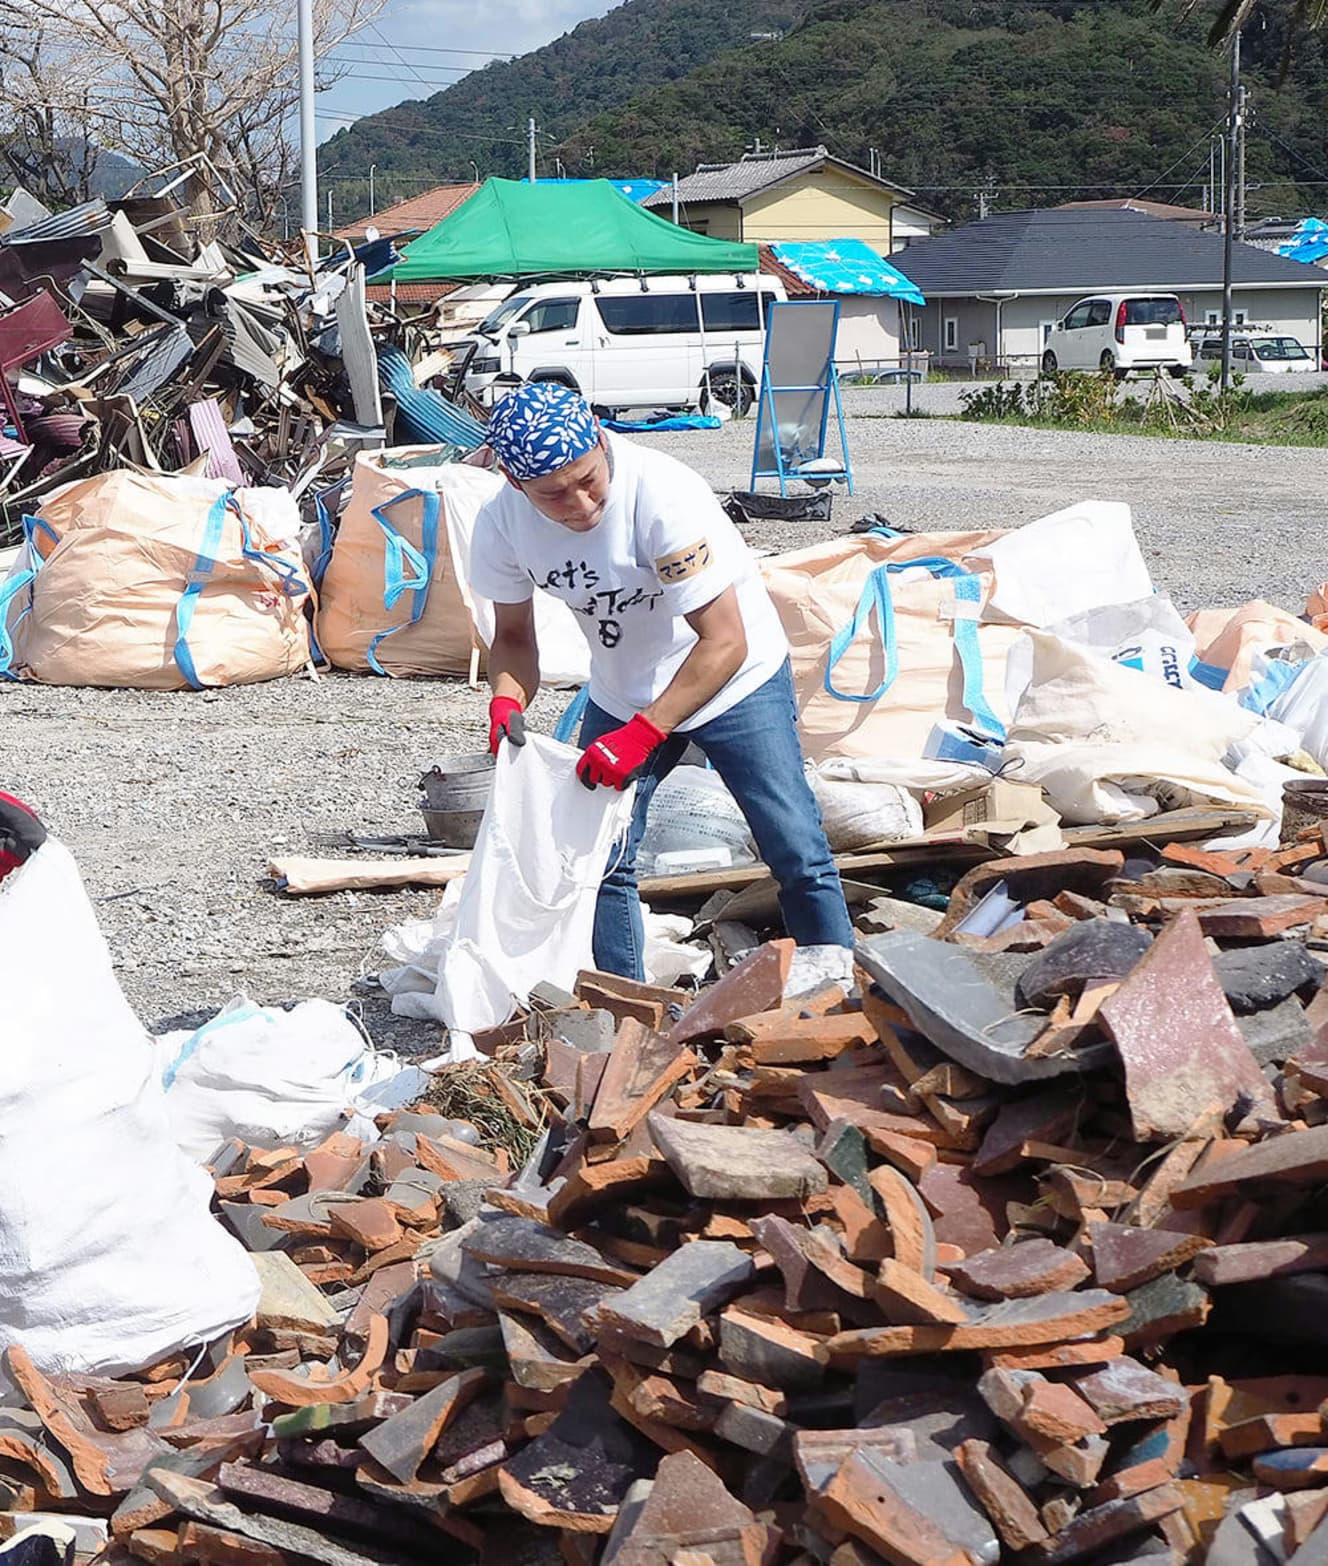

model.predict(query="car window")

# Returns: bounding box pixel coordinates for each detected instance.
[1063,304,1092,331]
[521,298,580,335]
[1085,300,1112,328]
[595,292,700,335]
[1123,297,1183,326]
[700,290,762,333]
[478,297,528,336]
[1252,337,1310,360]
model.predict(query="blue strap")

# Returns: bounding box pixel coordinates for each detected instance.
[365,488,440,677]
[173,493,229,690]
[233,503,309,600]
[1189,658,1229,692]
[311,480,347,587]
[0,515,59,681]
[823,556,1006,740]
[950,573,1005,740]
[554,685,590,743]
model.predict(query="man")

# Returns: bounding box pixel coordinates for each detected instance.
[468,380,852,982]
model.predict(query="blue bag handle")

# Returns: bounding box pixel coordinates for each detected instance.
[311,479,348,588]
[554,685,591,744]
[172,493,230,690]
[823,555,1005,741]
[366,487,440,677]
[0,515,58,681]
[232,502,309,601]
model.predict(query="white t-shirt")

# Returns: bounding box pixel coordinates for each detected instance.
[468,433,788,731]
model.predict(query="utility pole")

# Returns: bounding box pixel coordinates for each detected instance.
[297,0,317,262]
[1236,82,1249,241]
[1221,28,1242,391]
[672,173,679,224]
[527,116,537,184]
[369,164,376,217]
[326,189,333,232]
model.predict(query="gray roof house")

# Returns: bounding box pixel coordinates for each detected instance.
[643,146,941,254]
[890,207,1325,369]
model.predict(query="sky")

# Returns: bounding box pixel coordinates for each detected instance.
[316,0,619,142]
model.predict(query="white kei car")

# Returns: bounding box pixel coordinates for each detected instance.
[1041,293,1193,379]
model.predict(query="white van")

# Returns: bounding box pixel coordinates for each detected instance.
[459,273,785,414]
[1041,293,1192,378]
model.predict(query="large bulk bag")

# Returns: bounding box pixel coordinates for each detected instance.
[0,838,259,1375]
[0,471,312,688]
[318,448,496,677]
[761,529,1023,772]
[316,447,590,685]
[1188,600,1328,694]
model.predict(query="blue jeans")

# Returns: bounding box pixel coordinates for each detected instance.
[579,659,854,981]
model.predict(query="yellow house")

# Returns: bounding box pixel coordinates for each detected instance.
[643,146,940,255]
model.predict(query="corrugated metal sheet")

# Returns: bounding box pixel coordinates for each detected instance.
[2,200,111,247]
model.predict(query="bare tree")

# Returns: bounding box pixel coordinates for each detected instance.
[0,0,385,229]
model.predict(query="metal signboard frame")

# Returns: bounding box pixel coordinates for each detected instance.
[749,298,853,496]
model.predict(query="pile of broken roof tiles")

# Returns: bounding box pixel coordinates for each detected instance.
[10,834,1328,1566]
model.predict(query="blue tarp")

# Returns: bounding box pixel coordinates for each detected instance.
[771,238,926,305]
[1277,217,1328,266]
[601,413,721,432]
[522,177,669,205]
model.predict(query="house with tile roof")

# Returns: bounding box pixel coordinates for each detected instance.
[891,206,1325,370]
[644,147,940,255]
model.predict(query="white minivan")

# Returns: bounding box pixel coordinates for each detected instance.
[1041,293,1192,378]
[459,273,785,414]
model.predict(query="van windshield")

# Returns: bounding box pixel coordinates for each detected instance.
[1123,298,1183,326]
[476,297,528,339]
[1251,336,1311,360]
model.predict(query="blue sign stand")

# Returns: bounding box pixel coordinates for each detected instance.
[749,299,854,497]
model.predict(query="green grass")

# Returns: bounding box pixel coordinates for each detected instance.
[955,376,1328,448]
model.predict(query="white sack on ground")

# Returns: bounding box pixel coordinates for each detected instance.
[1005,594,1199,712]
[1264,652,1328,772]
[1004,630,1270,825]
[431,734,636,1034]
[0,841,258,1377]
[637,767,756,875]
[967,501,1153,628]
[810,760,924,851]
[158,997,428,1163]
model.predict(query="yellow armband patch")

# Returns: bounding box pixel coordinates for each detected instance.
[655,540,712,584]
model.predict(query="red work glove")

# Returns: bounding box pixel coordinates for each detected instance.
[487,696,526,756]
[577,714,667,791]
[0,791,46,883]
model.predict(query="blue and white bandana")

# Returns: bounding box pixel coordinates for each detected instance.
[485,382,601,480]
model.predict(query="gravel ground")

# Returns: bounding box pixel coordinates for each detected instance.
[4,391,1326,1043]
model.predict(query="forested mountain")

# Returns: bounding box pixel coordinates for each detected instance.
[318,0,804,213]
[324,0,1328,224]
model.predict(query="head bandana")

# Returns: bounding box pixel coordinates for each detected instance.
[486,381,600,481]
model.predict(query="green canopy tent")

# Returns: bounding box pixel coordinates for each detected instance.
[377,178,759,282]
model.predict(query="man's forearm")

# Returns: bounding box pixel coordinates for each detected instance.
[490,633,541,707]
[641,629,746,734]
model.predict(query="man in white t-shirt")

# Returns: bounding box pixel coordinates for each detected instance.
[469,381,852,981]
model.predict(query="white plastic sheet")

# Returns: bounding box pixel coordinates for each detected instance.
[0,841,259,1376]
[968,501,1153,628]
[158,997,429,1163]
[1004,630,1269,825]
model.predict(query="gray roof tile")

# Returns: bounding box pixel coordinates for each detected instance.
[891,207,1325,296]
[644,146,912,208]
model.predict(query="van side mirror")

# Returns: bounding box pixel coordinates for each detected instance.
[508,320,531,339]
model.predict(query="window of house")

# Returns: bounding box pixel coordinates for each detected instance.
[943,316,959,352]
[520,298,580,335]
[1205,310,1221,326]
[701,291,761,332]
[1234,309,1248,326]
[595,293,700,335]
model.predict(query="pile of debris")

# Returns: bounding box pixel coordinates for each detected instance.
[0,182,478,545]
[8,834,1328,1566]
